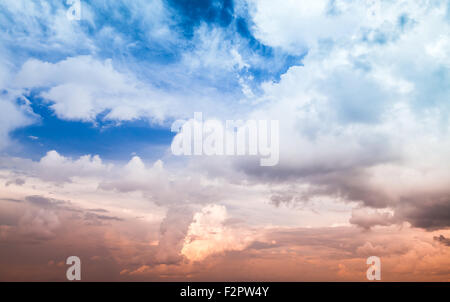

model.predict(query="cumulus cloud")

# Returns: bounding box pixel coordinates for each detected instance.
[0,0,257,148]
[216,0,450,231]
[395,194,450,230]
[98,155,243,206]
[181,204,254,261]
[14,56,182,122]
[246,0,361,53]
[350,208,396,230]
[36,150,111,183]
[0,193,126,244]
[17,207,61,240]
[0,196,63,241]
[154,206,194,264]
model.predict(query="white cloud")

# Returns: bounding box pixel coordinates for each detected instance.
[0,98,34,150]
[181,25,249,72]
[236,0,450,176]
[181,204,254,261]
[98,155,233,206]
[245,0,442,53]
[426,34,450,67]
[0,0,95,55]
[14,55,181,122]
[36,150,112,183]
[246,0,358,53]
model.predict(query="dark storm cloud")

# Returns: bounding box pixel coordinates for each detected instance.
[263,169,392,209]
[234,149,450,231]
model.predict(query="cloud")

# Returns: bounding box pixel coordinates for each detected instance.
[25,195,67,209]
[395,194,450,230]
[36,150,111,183]
[434,235,450,247]
[15,55,182,123]
[154,206,194,264]
[181,204,254,261]
[5,178,25,187]
[356,242,386,257]
[1,0,305,126]
[349,208,396,230]
[0,97,34,150]
[0,0,95,57]
[0,1,450,281]
[0,193,126,244]
[246,0,359,53]
[17,207,61,240]
[83,212,124,226]
[1,184,450,280]
[213,0,450,231]
[98,156,230,206]
[246,0,445,53]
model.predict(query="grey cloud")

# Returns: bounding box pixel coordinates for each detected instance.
[395,194,450,231]
[87,208,109,213]
[0,198,22,203]
[434,235,450,247]
[346,192,450,230]
[83,212,124,225]
[270,192,294,207]
[24,195,125,225]
[5,178,25,186]
[261,227,366,259]
[25,195,66,208]
[240,156,450,231]
[246,241,280,250]
[154,206,194,265]
[222,217,245,226]
[349,209,397,230]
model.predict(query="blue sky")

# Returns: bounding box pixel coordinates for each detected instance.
[2,0,303,161]
[10,99,173,160]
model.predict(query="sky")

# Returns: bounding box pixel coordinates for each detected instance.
[0,0,450,281]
